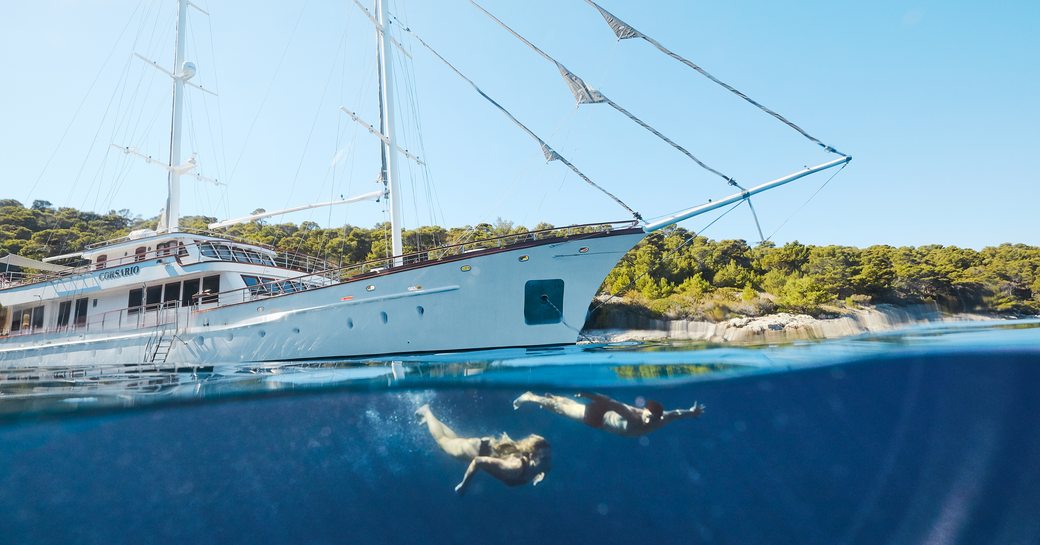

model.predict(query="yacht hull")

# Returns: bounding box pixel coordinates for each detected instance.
[0,230,644,366]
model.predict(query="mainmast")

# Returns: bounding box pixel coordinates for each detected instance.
[165,0,189,233]
[375,0,404,263]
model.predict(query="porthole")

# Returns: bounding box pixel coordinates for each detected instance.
[578,247,590,253]
[258,330,267,338]
[460,265,472,272]
[518,255,530,262]
[416,305,425,317]
[347,318,354,329]
[366,285,376,292]
[256,306,264,312]
[292,327,301,334]
[227,333,234,341]
[380,311,389,324]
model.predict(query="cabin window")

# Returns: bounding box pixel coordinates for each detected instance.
[164,282,181,305]
[10,309,22,332]
[73,298,88,327]
[200,275,221,304]
[178,242,188,257]
[134,246,147,262]
[243,251,263,265]
[199,243,219,259]
[157,242,172,257]
[231,247,251,263]
[182,279,200,307]
[31,305,46,330]
[95,255,108,270]
[214,244,233,261]
[57,301,72,328]
[146,285,163,308]
[242,275,264,296]
[128,288,144,314]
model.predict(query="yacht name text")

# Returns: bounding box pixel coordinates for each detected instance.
[98,266,141,281]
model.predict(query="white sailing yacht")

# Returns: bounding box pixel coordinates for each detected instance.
[0,0,849,366]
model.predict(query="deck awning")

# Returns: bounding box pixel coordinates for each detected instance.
[0,253,72,273]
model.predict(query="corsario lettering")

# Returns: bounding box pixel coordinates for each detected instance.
[98,266,141,281]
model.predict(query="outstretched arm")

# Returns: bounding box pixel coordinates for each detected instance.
[455,458,482,495]
[454,456,526,495]
[662,401,706,423]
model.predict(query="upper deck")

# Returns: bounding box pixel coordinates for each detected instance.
[0,230,332,294]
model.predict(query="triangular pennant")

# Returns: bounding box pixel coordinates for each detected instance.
[540,143,561,162]
[557,64,605,105]
[590,1,641,40]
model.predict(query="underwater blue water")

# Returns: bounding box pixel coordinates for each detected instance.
[1,320,1038,545]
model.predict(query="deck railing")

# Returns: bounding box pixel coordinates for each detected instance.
[206,220,636,307]
[1,300,184,339]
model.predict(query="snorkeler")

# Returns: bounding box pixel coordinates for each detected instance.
[512,392,705,437]
[415,404,550,495]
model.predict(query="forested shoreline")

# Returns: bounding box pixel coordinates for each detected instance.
[2,199,1038,318]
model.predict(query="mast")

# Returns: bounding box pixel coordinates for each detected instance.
[375,0,404,263]
[165,0,189,233]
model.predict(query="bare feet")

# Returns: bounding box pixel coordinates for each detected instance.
[513,391,537,410]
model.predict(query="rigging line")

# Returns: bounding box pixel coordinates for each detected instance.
[90,55,136,211]
[582,0,846,157]
[745,198,766,243]
[591,200,745,313]
[388,13,440,228]
[764,161,847,242]
[228,0,311,186]
[602,96,737,186]
[203,2,228,183]
[284,26,349,209]
[24,0,147,203]
[468,0,739,189]
[397,26,643,223]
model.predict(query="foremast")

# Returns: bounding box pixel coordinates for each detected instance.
[375,0,404,264]
[165,0,189,233]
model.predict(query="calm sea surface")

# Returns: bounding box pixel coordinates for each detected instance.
[1,319,1038,544]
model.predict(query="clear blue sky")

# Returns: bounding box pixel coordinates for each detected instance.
[1,0,1037,249]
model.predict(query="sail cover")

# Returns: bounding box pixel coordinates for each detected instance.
[557,65,605,104]
[587,1,641,40]
[582,0,846,157]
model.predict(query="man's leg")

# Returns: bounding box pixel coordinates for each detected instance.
[513,392,587,422]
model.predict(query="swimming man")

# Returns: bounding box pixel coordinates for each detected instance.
[512,392,705,437]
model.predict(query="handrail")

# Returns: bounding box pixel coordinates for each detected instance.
[206,220,636,307]
[0,300,185,339]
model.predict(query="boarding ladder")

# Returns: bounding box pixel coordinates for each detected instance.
[145,304,181,365]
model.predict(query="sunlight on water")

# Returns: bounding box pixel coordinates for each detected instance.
[0,319,1036,420]
[1,320,1038,544]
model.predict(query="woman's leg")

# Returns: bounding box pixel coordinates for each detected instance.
[416,404,482,460]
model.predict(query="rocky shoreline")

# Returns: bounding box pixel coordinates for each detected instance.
[583,303,1004,343]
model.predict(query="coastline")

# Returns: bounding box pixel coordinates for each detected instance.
[583,302,1006,343]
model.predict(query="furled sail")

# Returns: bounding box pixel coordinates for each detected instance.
[582,0,846,157]
[392,20,642,222]
[469,0,740,188]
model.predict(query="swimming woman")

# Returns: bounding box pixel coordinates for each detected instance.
[416,404,551,495]
[512,392,705,437]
